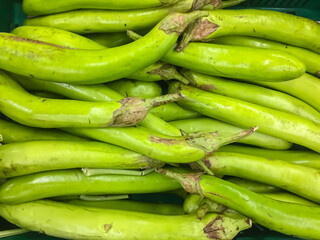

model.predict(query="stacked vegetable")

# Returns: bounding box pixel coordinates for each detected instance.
[0,0,319,239]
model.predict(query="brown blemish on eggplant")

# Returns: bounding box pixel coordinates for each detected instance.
[245,219,252,226]
[159,14,188,35]
[156,169,203,194]
[200,84,217,91]
[203,215,225,239]
[149,135,180,145]
[183,172,203,194]
[202,159,212,169]
[104,223,113,233]
[6,35,71,49]
[192,19,220,41]
[207,191,228,200]
[111,97,148,127]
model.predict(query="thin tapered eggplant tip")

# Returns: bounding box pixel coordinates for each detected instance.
[156,168,203,194]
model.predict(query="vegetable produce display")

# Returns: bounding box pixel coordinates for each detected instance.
[0,0,320,239]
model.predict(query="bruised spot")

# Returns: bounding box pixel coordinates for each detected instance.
[42,99,47,102]
[236,15,245,18]
[159,13,187,35]
[6,35,71,49]
[192,19,220,40]
[149,135,180,145]
[212,0,223,8]
[10,163,17,172]
[111,97,147,127]
[207,191,228,200]
[246,219,252,226]
[104,223,112,233]
[203,215,225,239]
[200,84,217,91]
[202,159,212,168]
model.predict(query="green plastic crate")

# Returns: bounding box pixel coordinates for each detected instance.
[0,0,319,239]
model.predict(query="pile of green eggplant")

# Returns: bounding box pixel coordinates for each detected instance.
[0,0,320,239]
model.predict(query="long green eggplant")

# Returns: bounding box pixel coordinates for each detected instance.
[162,42,305,82]
[68,199,184,215]
[203,152,320,203]
[0,169,184,204]
[0,119,83,143]
[0,140,163,178]
[241,73,320,112]
[0,200,251,240]
[64,125,255,163]
[12,26,189,84]
[12,74,182,136]
[23,0,198,34]
[170,118,292,150]
[131,30,307,82]
[0,70,182,128]
[170,82,320,153]
[213,35,320,76]
[159,169,320,240]
[180,9,320,54]
[23,0,181,16]
[1,11,205,84]
[219,145,320,169]
[182,70,320,123]
[106,79,162,98]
